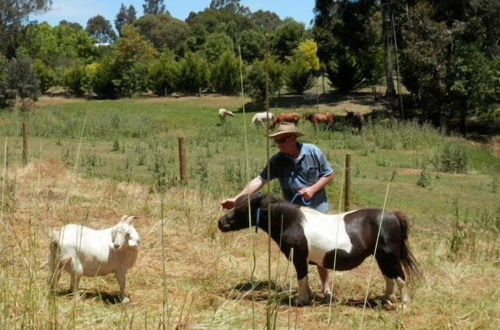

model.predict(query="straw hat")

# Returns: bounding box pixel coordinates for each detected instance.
[268,122,304,138]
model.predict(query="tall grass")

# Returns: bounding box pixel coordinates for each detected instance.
[0,97,498,328]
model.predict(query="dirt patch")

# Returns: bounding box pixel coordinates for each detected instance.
[398,168,422,175]
[37,96,88,107]
[491,135,500,157]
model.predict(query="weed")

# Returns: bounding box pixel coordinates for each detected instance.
[417,165,431,188]
[111,138,120,152]
[490,175,498,194]
[433,142,468,173]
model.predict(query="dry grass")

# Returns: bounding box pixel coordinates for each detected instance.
[1,159,498,329]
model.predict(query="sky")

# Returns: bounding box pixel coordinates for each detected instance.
[33,0,317,28]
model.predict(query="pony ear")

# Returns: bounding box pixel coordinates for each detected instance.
[259,193,279,209]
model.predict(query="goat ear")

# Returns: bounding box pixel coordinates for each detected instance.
[124,215,138,224]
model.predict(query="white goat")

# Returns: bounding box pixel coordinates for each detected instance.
[49,215,139,303]
[218,108,235,122]
[251,112,274,128]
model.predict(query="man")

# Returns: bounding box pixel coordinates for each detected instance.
[221,122,335,213]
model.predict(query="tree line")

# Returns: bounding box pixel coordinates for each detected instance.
[0,0,498,134]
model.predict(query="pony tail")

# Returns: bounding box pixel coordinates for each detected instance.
[395,211,423,281]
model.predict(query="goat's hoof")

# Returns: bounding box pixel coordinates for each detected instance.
[399,302,410,311]
[121,297,130,304]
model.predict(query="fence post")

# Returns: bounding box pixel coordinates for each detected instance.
[344,154,351,211]
[22,121,28,166]
[178,137,187,182]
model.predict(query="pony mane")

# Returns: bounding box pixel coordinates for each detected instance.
[264,197,305,226]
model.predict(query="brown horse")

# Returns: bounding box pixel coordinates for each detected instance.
[218,193,422,306]
[304,112,335,130]
[345,110,364,133]
[270,112,301,129]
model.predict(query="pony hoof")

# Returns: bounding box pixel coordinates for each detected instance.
[294,297,311,307]
[121,297,130,304]
[383,294,397,304]
[382,300,396,310]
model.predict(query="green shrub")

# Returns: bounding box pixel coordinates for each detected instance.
[245,55,283,106]
[417,165,431,188]
[63,65,86,96]
[148,52,179,96]
[434,142,468,173]
[210,51,240,95]
[177,52,209,93]
[33,59,57,93]
[284,54,316,94]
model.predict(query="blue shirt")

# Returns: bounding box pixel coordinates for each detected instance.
[259,143,334,213]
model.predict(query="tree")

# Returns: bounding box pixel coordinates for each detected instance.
[115,4,137,37]
[283,40,320,95]
[186,8,255,45]
[297,40,320,72]
[381,0,396,99]
[148,51,179,96]
[113,25,157,96]
[313,0,383,92]
[400,1,500,134]
[143,0,167,15]
[0,55,15,108]
[272,18,306,62]
[134,14,189,50]
[18,21,96,92]
[177,52,210,93]
[8,55,40,110]
[245,54,283,107]
[201,32,234,62]
[21,22,96,66]
[250,10,281,31]
[63,64,86,96]
[210,50,240,94]
[209,0,251,16]
[59,20,83,30]
[284,55,316,95]
[86,15,117,44]
[0,0,52,58]
[239,29,267,62]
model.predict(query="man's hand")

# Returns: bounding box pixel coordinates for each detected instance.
[221,198,237,210]
[298,186,316,201]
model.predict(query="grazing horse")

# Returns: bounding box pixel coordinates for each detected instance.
[218,194,421,306]
[304,112,335,130]
[345,110,364,133]
[252,112,274,128]
[270,112,301,129]
[218,109,235,123]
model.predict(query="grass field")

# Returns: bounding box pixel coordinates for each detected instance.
[0,94,498,329]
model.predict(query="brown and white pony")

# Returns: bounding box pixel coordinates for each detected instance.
[218,194,421,307]
[304,112,335,130]
[270,112,301,129]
